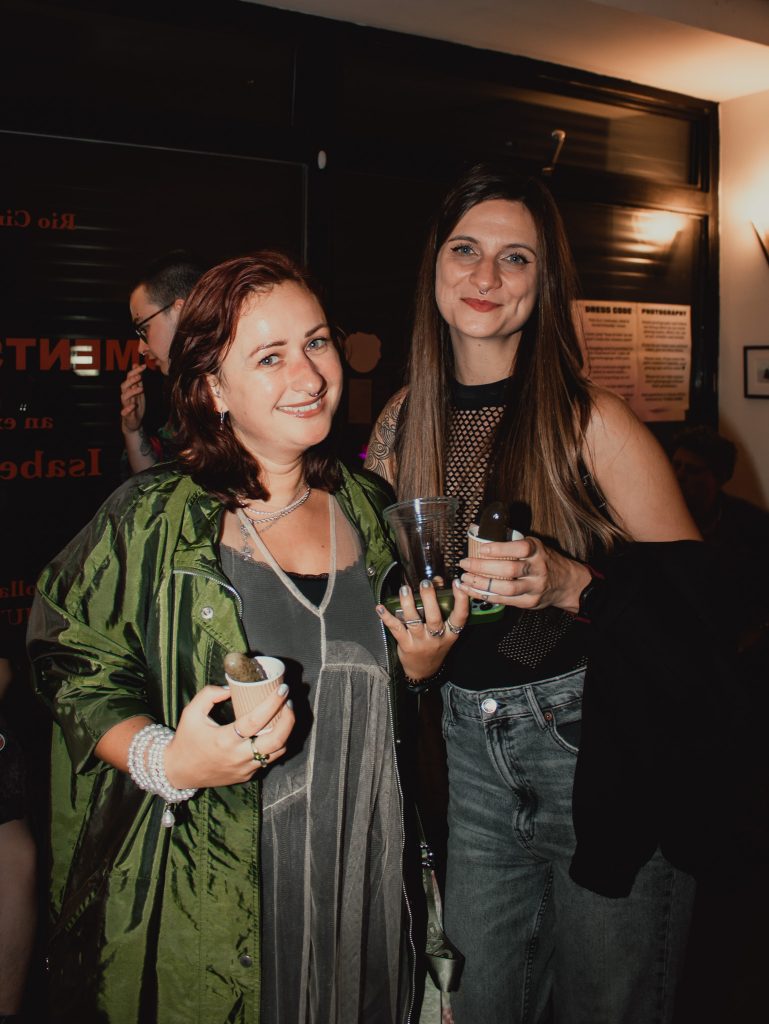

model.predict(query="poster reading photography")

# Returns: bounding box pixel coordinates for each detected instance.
[575,300,692,422]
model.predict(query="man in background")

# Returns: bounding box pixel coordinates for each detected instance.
[122,251,203,473]
[671,424,769,674]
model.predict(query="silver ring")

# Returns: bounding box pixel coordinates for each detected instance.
[404,618,423,627]
[428,625,446,638]
[487,577,494,594]
[250,738,270,765]
[233,723,246,740]
[446,618,464,635]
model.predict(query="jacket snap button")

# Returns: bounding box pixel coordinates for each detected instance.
[544,710,553,722]
[367,565,375,577]
[200,606,214,621]
[239,953,253,967]
[481,698,497,715]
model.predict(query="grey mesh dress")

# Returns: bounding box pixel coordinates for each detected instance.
[221,496,411,1024]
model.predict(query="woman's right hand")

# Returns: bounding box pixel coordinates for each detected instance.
[164,684,294,790]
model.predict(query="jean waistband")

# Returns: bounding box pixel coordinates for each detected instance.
[444,667,585,720]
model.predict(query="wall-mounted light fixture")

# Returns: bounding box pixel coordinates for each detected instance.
[752,221,769,267]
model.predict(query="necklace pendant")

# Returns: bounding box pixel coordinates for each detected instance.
[161,803,176,828]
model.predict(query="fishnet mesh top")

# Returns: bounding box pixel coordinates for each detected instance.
[445,378,589,689]
[219,497,409,1024]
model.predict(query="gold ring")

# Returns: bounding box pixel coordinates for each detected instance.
[250,738,270,765]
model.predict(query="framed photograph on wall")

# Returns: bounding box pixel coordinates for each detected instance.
[744,346,769,398]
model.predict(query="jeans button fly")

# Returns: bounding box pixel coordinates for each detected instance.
[481,698,498,715]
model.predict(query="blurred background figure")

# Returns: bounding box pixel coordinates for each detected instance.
[671,425,769,676]
[0,645,37,1024]
[122,250,204,473]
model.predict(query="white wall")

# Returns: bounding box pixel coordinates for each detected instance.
[719,88,769,509]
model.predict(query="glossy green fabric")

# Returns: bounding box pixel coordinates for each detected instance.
[28,464,400,1024]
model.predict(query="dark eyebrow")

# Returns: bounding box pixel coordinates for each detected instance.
[251,322,331,355]
[304,321,330,338]
[447,234,537,255]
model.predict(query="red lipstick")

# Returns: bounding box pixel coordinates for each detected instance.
[461,298,501,312]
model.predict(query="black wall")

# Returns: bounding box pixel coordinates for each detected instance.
[0,0,719,652]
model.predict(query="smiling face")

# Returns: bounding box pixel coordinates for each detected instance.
[435,199,540,358]
[209,281,342,465]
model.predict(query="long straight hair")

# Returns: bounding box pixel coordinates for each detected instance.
[396,164,627,559]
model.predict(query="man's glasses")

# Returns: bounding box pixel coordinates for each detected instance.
[133,301,175,342]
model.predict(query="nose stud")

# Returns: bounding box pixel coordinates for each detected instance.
[479,288,489,296]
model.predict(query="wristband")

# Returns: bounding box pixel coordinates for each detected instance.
[574,564,605,624]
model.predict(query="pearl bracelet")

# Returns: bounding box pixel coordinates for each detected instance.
[127,723,197,828]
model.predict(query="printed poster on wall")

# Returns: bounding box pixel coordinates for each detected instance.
[574,301,691,422]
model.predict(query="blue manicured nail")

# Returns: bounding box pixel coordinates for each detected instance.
[286,699,294,710]
[400,585,410,597]
[420,578,432,589]
[278,683,289,696]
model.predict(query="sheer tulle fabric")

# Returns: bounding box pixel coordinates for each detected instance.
[221,498,408,1023]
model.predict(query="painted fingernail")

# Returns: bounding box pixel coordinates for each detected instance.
[420,579,432,590]
[452,578,461,588]
[221,683,230,690]
[400,585,410,597]
[286,699,294,710]
[277,683,289,696]
[376,605,386,616]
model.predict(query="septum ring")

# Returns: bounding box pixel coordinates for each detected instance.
[233,723,247,740]
[428,625,446,638]
[250,738,270,765]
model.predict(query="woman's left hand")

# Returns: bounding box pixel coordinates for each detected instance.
[376,578,470,682]
[457,536,592,614]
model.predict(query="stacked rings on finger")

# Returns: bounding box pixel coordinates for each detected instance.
[428,625,446,638]
[250,738,270,765]
[446,618,464,635]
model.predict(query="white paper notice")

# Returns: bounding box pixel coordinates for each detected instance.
[575,300,691,421]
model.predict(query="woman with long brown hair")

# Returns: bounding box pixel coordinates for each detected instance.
[368,164,703,1023]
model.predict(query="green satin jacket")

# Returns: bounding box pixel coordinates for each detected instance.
[28,464,402,1024]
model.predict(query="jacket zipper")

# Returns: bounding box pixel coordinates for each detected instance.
[172,568,244,618]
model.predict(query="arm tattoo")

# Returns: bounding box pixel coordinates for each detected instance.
[138,427,159,463]
[364,400,401,482]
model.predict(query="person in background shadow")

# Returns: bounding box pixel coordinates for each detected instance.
[0,642,36,1024]
[671,425,769,675]
[122,250,203,473]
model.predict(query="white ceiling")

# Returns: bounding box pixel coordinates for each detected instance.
[243,0,769,102]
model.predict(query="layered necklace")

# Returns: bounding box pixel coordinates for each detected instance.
[237,483,311,556]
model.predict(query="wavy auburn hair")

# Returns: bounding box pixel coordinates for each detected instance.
[396,163,627,559]
[169,251,342,507]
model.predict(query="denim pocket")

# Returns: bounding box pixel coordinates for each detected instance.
[542,697,582,754]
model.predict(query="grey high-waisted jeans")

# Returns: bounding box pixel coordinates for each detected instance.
[441,670,695,1024]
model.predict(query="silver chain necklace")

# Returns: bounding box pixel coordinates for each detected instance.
[237,484,311,554]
